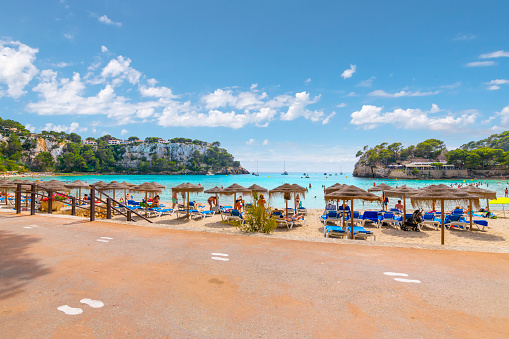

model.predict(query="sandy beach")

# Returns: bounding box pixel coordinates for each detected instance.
[38,203,506,253]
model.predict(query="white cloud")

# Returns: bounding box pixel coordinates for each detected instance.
[485,79,509,91]
[52,62,72,68]
[280,92,323,122]
[63,33,73,40]
[101,56,141,85]
[453,33,476,41]
[42,122,87,133]
[121,129,128,136]
[246,139,255,145]
[369,89,439,98]
[322,112,336,125]
[262,139,269,146]
[336,103,347,108]
[101,45,108,53]
[465,61,496,67]
[250,83,258,90]
[440,82,461,89]
[357,76,375,87]
[479,50,509,59]
[139,85,177,99]
[341,64,356,79]
[25,124,36,132]
[201,88,267,110]
[305,78,311,83]
[350,105,477,131]
[0,40,38,98]
[97,15,122,27]
[497,105,509,125]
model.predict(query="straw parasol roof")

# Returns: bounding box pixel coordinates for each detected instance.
[269,183,306,198]
[324,183,346,194]
[368,183,393,192]
[171,183,204,193]
[460,185,497,199]
[150,181,166,189]
[133,182,162,193]
[64,180,90,189]
[384,185,419,198]
[204,186,225,194]
[121,181,137,189]
[222,183,251,195]
[247,184,268,193]
[103,181,129,190]
[91,181,107,188]
[325,185,382,202]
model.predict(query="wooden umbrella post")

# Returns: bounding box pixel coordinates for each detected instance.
[145,191,148,217]
[441,200,445,245]
[350,199,354,239]
[403,194,406,223]
[469,200,473,231]
[187,191,190,219]
[342,200,346,227]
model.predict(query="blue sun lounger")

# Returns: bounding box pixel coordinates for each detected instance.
[191,209,215,219]
[324,225,347,238]
[378,212,400,228]
[347,226,376,241]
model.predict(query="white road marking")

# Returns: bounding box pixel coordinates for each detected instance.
[211,253,228,257]
[80,298,104,308]
[211,257,229,261]
[23,227,33,229]
[30,225,38,227]
[383,272,409,277]
[96,239,109,243]
[394,278,421,284]
[100,237,113,240]
[57,305,83,315]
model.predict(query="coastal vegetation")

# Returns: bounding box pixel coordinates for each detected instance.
[354,132,509,178]
[0,117,245,174]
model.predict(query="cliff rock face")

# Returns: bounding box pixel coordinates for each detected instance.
[117,143,209,168]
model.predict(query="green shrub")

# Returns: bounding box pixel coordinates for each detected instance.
[235,204,277,233]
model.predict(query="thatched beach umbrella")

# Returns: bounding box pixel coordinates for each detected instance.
[0,180,16,205]
[150,181,166,190]
[384,185,419,223]
[65,180,89,202]
[460,185,497,230]
[204,186,224,210]
[172,183,204,218]
[325,185,382,239]
[324,183,347,209]
[411,185,480,245]
[368,183,393,210]
[269,183,308,217]
[133,182,162,217]
[222,183,251,207]
[103,181,130,206]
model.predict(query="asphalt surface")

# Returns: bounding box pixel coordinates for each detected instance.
[1,212,508,338]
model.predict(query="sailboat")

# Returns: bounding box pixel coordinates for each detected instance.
[253,161,260,176]
[340,164,343,175]
[282,161,288,175]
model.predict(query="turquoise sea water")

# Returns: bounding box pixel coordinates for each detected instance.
[25,172,508,211]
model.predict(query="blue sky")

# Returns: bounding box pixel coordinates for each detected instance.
[1,0,508,172]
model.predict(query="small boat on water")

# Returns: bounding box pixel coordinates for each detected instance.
[253,161,260,176]
[282,161,288,175]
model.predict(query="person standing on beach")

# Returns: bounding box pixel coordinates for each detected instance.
[172,191,178,209]
[505,188,508,198]
[208,196,217,210]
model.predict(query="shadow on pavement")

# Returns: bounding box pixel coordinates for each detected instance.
[0,230,51,300]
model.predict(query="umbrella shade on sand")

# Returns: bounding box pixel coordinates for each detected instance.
[171,183,204,218]
[325,185,382,239]
[222,183,251,208]
[269,183,308,217]
[133,182,162,217]
[0,180,16,205]
[204,186,225,210]
[411,185,480,245]
[384,185,419,223]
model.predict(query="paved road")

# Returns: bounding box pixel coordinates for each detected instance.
[1,213,508,338]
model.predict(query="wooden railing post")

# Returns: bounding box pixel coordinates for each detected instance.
[71,197,76,216]
[15,184,21,214]
[48,189,53,214]
[127,209,132,222]
[106,198,112,219]
[90,187,95,221]
[30,184,36,215]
